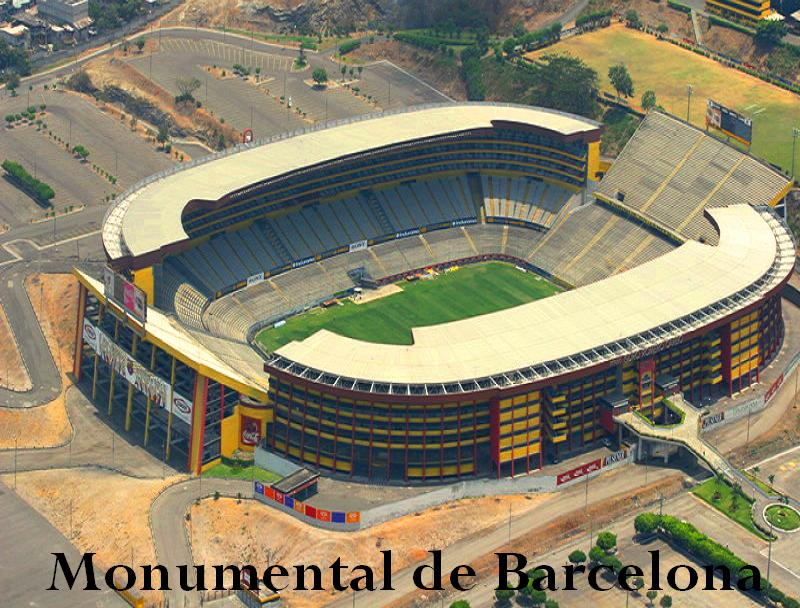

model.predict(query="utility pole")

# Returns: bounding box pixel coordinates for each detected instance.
[584,470,590,510]
[766,521,774,587]
[686,84,693,122]
[508,502,512,542]
[791,127,800,181]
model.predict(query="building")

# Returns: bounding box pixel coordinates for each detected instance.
[0,22,29,47]
[36,0,87,25]
[705,0,775,22]
[73,104,794,480]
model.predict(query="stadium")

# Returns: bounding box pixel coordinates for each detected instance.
[71,103,795,481]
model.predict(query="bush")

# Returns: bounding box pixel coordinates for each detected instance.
[667,0,692,13]
[338,39,362,55]
[597,531,617,552]
[2,159,55,203]
[576,9,613,28]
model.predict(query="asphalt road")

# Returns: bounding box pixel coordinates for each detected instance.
[0,480,128,607]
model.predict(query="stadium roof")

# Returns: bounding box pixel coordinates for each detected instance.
[103,103,601,261]
[271,204,794,387]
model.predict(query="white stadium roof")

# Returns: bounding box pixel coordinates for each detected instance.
[103,104,600,260]
[271,205,794,388]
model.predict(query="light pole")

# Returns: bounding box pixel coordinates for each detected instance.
[791,127,800,181]
[686,84,693,123]
[766,521,774,587]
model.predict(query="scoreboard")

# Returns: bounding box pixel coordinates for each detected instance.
[705,100,753,145]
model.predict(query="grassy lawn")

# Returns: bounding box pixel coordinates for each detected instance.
[765,504,800,531]
[202,463,281,483]
[255,261,561,351]
[529,24,800,171]
[692,477,770,539]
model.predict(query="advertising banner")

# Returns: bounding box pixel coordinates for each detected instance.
[240,415,263,447]
[103,266,147,324]
[349,240,368,252]
[246,272,265,287]
[170,390,194,425]
[556,458,602,486]
[96,328,170,407]
[82,318,98,351]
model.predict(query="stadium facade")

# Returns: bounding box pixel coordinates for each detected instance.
[74,104,795,481]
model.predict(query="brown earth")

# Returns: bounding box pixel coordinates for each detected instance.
[388,474,685,608]
[0,303,32,392]
[1,469,183,604]
[0,274,77,450]
[347,39,467,100]
[190,492,553,608]
[82,54,239,149]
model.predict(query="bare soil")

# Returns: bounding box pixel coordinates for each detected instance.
[190,492,553,608]
[83,54,239,149]
[0,303,31,392]
[0,274,77,450]
[1,469,182,604]
[348,39,466,100]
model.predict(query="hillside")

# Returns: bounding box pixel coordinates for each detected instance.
[167,0,576,34]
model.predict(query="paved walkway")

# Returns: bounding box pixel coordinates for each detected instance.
[615,395,799,535]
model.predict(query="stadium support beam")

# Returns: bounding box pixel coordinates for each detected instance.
[72,284,87,381]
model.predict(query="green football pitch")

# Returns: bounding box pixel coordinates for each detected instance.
[255,261,561,351]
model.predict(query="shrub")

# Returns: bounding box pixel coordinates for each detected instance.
[338,39,362,55]
[597,531,617,552]
[2,159,55,203]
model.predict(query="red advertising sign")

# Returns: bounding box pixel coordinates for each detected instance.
[316,509,331,522]
[765,373,784,404]
[240,415,263,447]
[556,458,602,486]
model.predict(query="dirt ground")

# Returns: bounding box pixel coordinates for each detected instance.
[1,469,182,604]
[0,274,77,449]
[0,303,31,392]
[82,53,239,149]
[190,492,553,608]
[347,39,467,100]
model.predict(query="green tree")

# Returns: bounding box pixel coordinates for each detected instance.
[494,588,514,606]
[625,10,641,28]
[588,545,605,564]
[632,577,645,593]
[340,64,347,79]
[544,600,559,608]
[641,90,657,112]
[135,37,145,52]
[596,531,617,552]
[5,70,20,93]
[608,63,634,100]
[660,596,672,608]
[449,601,471,608]
[646,590,658,606]
[312,67,329,86]
[72,145,90,161]
[156,123,170,149]
[529,53,600,119]
[754,20,786,46]
[567,550,586,566]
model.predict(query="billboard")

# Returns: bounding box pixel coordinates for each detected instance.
[83,318,194,424]
[706,100,753,145]
[254,481,360,526]
[240,415,263,446]
[103,267,147,325]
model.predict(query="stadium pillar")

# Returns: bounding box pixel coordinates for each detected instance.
[72,283,87,381]
[165,356,177,460]
[143,345,156,447]
[124,334,138,432]
[188,374,209,475]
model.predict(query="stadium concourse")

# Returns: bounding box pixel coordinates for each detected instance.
[72,103,794,483]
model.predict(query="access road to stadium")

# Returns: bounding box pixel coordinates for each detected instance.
[0,480,128,607]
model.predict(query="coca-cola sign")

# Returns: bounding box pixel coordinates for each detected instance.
[170,391,193,425]
[241,415,262,446]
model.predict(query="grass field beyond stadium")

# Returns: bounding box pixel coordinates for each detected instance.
[255,261,561,351]
[531,25,800,171]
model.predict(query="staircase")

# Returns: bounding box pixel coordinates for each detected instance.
[363,191,394,234]
[260,221,293,263]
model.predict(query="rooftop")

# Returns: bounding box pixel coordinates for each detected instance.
[103,103,601,261]
[269,204,794,389]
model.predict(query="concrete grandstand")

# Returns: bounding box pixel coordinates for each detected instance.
[72,104,794,481]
